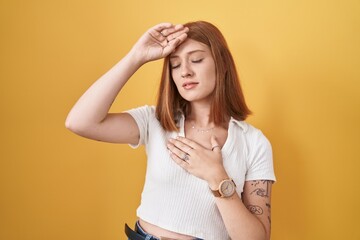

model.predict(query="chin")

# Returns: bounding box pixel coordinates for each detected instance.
[178,90,213,103]
[181,95,211,103]
[180,96,193,102]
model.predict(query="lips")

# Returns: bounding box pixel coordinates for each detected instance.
[182,82,199,90]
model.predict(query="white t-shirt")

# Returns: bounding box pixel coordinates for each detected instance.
[126,105,276,240]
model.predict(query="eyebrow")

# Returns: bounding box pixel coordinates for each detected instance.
[170,49,206,59]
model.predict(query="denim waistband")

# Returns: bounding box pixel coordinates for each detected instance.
[135,221,159,240]
[135,221,203,240]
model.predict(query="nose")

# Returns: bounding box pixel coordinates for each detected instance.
[181,62,193,78]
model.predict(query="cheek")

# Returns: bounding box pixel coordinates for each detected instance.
[171,74,183,90]
[171,69,180,79]
[204,66,216,85]
[203,59,216,76]
[171,72,179,83]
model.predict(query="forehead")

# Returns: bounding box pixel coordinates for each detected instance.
[170,39,210,57]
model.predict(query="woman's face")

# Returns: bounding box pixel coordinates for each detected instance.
[170,39,216,104]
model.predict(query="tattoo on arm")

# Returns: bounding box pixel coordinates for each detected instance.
[247,180,273,226]
[246,205,264,215]
[250,180,271,198]
[266,202,271,225]
[250,188,267,197]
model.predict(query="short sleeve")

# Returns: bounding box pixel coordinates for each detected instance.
[245,129,276,182]
[125,105,154,149]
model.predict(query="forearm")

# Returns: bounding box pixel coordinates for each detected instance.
[209,174,268,240]
[65,50,143,130]
[215,194,267,240]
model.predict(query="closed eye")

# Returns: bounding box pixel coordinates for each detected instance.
[170,58,203,69]
[192,58,203,63]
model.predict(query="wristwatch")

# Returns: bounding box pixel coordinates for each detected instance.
[211,178,236,198]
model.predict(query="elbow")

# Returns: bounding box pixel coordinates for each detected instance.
[65,115,77,133]
[65,117,74,132]
[65,115,85,135]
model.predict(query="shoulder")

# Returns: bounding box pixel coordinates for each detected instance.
[230,118,271,149]
[133,105,156,112]
[126,105,156,116]
[231,118,267,138]
[124,105,159,131]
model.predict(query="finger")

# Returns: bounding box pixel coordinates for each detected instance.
[166,27,189,42]
[167,142,190,165]
[210,135,221,152]
[169,32,188,47]
[167,142,189,160]
[175,32,188,44]
[174,136,201,150]
[152,22,173,32]
[160,24,185,37]
[170,152,190,170]
[168,138,193,154]
[162,33,187,56]
[148,23,174,42]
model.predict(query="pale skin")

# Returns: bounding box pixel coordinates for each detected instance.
[66,23,273,240]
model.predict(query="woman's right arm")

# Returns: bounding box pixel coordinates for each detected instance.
[65,23,188,144]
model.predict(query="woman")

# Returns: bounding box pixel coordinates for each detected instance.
[66,21,276,240]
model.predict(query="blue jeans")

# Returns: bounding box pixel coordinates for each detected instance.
[128,221,203,240]
[129,221,158,240]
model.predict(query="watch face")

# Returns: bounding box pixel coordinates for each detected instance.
[219,180,236,197]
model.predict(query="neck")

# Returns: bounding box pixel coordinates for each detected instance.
[186,102,213,128]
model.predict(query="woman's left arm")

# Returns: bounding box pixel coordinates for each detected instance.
[167,136,273,240]
[213,180,272,240]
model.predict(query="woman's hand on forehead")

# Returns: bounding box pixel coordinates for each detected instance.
[130,23,189,64]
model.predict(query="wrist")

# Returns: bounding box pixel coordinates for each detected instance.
[207,171,229,190]
[127,48,147,67]
[210,178,237,198]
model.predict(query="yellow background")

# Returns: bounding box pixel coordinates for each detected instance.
[1,0,359,239]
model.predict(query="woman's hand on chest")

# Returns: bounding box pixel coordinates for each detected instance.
[166,135,229,187]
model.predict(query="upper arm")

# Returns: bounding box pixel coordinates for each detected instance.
[67,112,140,145]
[242,180,273,240]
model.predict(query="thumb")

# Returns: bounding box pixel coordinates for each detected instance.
[210,135,221,152]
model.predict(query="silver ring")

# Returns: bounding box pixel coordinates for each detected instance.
[182,153,189,161]
[211,145,221,151]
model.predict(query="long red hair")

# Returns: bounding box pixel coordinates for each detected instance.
[156,21,251,131]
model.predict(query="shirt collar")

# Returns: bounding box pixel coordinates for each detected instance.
[178,113,248,133]
[229,117,248,132]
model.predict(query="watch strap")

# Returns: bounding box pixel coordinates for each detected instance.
[211,188,222,197]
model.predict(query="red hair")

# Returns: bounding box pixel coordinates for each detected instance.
[156,21,251,131]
